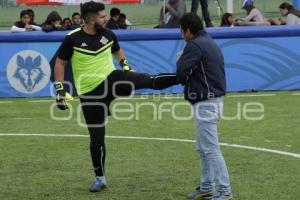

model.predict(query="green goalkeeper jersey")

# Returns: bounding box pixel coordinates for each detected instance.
[57,27,120,95]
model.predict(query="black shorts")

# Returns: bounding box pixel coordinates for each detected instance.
[79,70,151,127]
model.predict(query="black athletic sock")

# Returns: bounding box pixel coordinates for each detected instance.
[89,128,106,177]
[90,143,106,177]
[151,73,178,90]
[124,72,178,90]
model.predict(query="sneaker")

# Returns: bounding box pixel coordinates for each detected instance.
[89,177,106,192]
[187,187,213,200]
[214,194,234,200]
[222,195,234,200]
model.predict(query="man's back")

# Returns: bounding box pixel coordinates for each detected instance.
[177,31,226,103]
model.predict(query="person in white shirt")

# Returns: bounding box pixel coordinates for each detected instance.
[279,2,300,25]
[11,10,41,32]
[235,0,268,26]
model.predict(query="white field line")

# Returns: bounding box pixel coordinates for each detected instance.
[0,133,299,159]
[28,99,79,103]
[12,118,33,120]
[117,95,183,100]
[0,101,13,104]
[227,94,276,98]
[28,100,54,103]
[1,93,278,104]
[292,93,300,96]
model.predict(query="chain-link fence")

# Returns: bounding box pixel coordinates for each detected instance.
[0,0,294,30]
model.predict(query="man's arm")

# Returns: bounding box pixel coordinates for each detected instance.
[54,57,73,110]
[240,9,258,22]
[31,25,42,31]
[53,57,73,110]
[176,42,201,85]
[54,34,74,110]
[159,7,164,25]
[114,48,133,71]
[166,0,185,19]
[11,26,26,32]
[55,35,73,81]
[113,48,126,63]
[54,57,67,82]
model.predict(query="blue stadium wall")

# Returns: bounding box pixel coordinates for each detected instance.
[1,26,300,97]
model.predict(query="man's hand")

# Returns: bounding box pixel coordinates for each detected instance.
[119,58,134,72]
[25,24,32,31]
[165,3,172,11]
[54,21,62,28]
[54,82,73,110]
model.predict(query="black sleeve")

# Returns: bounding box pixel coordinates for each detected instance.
[57,35,74,61]
[14,21,24,28]
[176,42,202,85]
[42,24,54,32]
[111,32,121,53]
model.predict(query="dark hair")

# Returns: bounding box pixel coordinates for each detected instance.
[220,13,233,27]
[119,13,126,19]
[245,5,255,15]
[110,8,121,17]
[20,10,31,19]
[45,11,62,24]
[26,9,34,15]
[72,12,81,19]
[80,1,105,21]
[63,17,72,23]
[279,2,300,18]
[180,13,203,35]
[279,2,294,10]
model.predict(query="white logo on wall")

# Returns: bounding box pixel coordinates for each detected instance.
[7,50,51,94]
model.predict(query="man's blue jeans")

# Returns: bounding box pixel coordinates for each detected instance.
[192,97,231,196]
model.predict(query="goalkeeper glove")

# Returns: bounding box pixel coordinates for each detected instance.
[54,82,74,110]
[119,58,133,72]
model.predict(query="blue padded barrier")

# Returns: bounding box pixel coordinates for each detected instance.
[1,26,300,97]
[1,26,300,42]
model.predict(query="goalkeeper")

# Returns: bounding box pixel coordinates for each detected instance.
[54,1,178,192]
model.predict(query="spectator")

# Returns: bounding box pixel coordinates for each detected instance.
[117,13,131,29]
[72,12,82,26]
[42,11,66,32]
[279,2,300,25]
[191,0,213,27]
[11,10,42,32]
[235,0,267,26]
[62,17,72,27]
[106,7,120,29]
[155,0,186,28]
[26,9,39,26]
[220,13,234,27]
